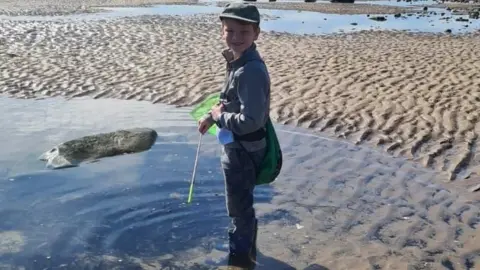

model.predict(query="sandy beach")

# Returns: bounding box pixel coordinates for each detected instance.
[2,4,480,182]
[1,0,480,269]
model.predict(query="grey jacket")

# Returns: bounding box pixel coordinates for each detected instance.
[205,43,270,152]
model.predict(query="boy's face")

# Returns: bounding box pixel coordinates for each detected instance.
[221,18,259,56]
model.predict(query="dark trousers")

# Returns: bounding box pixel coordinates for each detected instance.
[220,145,266,254]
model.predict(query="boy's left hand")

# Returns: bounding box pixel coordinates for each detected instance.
[210,103,224,121]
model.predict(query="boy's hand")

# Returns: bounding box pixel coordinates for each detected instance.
[211,104,224,121]
[198,117,214,135]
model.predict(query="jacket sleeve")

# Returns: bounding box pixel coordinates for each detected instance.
[218,65,268,135]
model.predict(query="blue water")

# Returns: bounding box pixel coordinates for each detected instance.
[0,4,478,35]
[0,97,288,269]
[259,8,477,34]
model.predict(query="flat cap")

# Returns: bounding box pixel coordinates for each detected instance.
[219,3,260,24]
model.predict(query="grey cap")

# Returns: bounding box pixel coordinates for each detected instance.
[219,3,260,24]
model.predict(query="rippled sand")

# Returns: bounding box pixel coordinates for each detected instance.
[2,13,480,182]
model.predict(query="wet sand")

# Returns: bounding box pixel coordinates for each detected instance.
[0,96,479,270]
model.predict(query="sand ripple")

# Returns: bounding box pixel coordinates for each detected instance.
[1,14,480,182]
[264,132,480,269]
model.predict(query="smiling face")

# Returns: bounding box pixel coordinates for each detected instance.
[221,18,260,58]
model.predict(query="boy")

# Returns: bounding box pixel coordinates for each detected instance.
[197,3,271,268]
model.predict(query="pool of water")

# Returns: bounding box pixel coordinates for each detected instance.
[263,7,477,34]
[0,96,288,269]
[0,4,478,34]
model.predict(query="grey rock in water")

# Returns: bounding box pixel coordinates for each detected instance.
[39,128,158,169]
[369,16,387,21]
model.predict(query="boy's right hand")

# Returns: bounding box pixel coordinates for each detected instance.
[198,117,214,135]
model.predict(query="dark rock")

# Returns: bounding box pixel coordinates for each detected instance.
[369,16,387,21]
[445,29,452,33]
[455,17,469,22]
[394,13,402,18]
[39,128,158,169]
[305,0,317,2]
[441,12,445,16]
[423,6,428,11]
[351,22,358,25]
[330,0,355,2]
[269,0,276,2]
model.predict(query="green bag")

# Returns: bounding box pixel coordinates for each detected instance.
[190,94,283,185]
[255,116,283,185]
